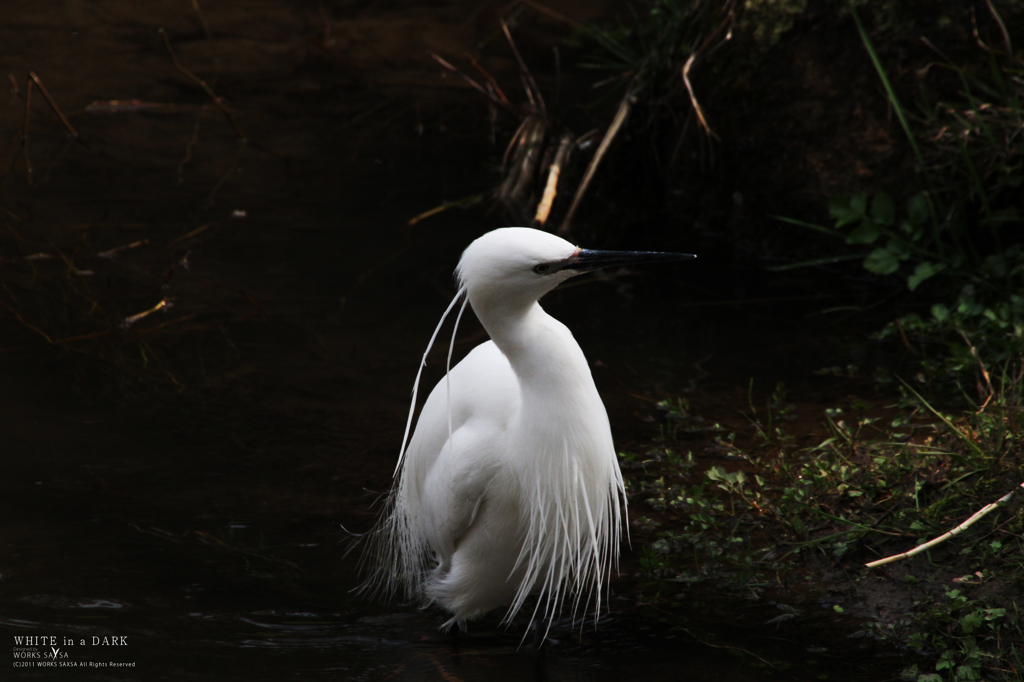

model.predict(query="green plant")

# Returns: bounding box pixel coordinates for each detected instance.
[776,3,1024,386]
[743,380,796,448]
[904,590,1017,681]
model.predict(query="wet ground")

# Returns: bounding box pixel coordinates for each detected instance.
[1,2,906,679]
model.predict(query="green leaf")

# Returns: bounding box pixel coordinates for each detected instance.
[864,248,900,275]
[886,237,911,261]
[847,218,881,244]
[931,303,949,322]
[907,262,947,291]
[871,192,895,225]
[829,195,862,228]
[907,192,930,226]
[850,191,867,216]
[898,219,923,240]
[705,466,727,481]
[957,296,983,317]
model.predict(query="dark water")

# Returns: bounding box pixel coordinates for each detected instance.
[0,2,900,679]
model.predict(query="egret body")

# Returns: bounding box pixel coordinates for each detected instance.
[364,227,694,630]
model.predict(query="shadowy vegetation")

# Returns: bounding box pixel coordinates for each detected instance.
[582,2,1024,676]
[775,4,1023,391]
[622,365,1023,678]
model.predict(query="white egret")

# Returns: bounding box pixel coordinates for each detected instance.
[362,227,695,632]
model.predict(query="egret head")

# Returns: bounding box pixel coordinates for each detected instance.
[457,228,579,308]
[457,227,696,311]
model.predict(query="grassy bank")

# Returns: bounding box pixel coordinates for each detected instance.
[621,368,1023,679]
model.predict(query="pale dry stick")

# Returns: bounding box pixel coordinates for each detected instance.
[682,54,718,141]
[97,239,149,260]
[680,10,735,141]
[533,132,573,226]
[557,97,632,237]
[120,298,172,329]
[865,483,1024,568]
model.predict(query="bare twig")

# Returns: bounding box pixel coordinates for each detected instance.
[28,72,78,139]
[516,0,585,31]
[500,19,546,118]
[866,483,1024,568]
[190,0,214,41]
[431,54,519,116]
[0,298,52,343]
[158,28,247,142]
[984,0,1014,66]
[97,239,149,260]
[465,53,510,105]
[680,10,734,141]
[169,221,218,247]
[407,193,487,226]
[958,327,995,411]
[6,72,81,182]
[557,97,632,237]
[682,54,717,140]
[970,7,993,54]
[120,298,172,329]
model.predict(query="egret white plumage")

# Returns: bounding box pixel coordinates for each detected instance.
[363,227,695,631]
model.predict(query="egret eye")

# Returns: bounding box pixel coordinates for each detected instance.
[533,263,550,274]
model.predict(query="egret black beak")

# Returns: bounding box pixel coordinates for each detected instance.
[563,248,697,273]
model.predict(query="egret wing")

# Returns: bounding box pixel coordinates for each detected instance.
[400,341,521,557]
